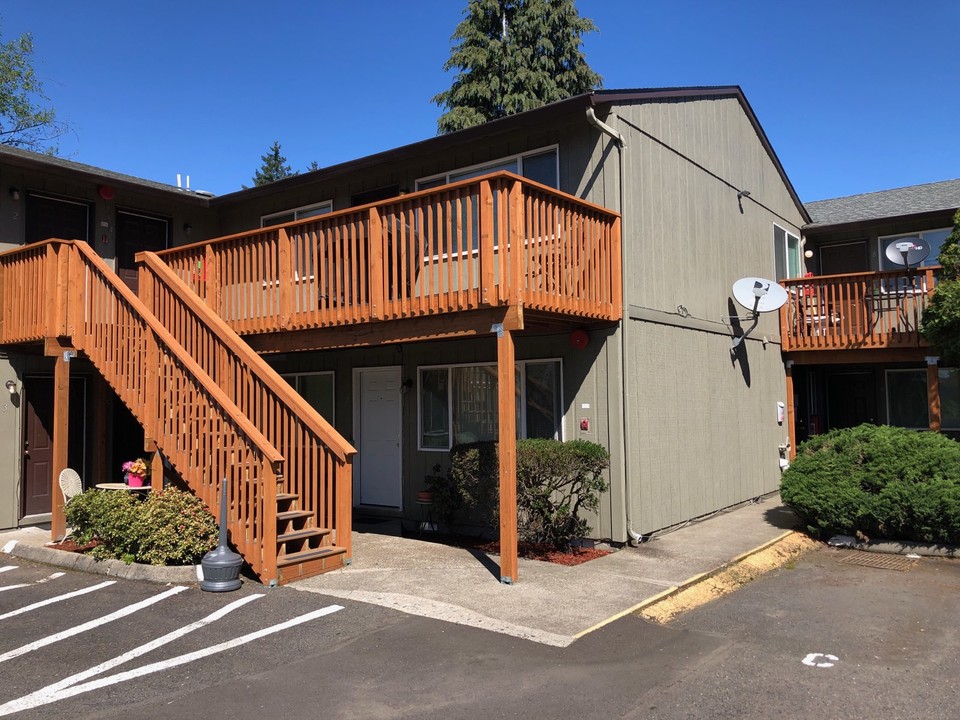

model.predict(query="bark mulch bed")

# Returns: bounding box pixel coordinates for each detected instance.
[46,538,100,554]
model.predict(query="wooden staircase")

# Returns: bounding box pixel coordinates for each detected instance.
[0,239,356,585]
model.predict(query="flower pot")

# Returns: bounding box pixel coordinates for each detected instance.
[127,474,145,488]
[416,490,434,504]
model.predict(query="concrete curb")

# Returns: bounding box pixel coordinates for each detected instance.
[573,530,799,638]
[1,539,200,584]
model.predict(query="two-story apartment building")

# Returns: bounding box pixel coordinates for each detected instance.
[0,87,807,584]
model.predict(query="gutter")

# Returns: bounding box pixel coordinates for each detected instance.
[585,108,642,545]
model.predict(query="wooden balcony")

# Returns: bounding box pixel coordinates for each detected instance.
[154,172,622,351]
[779,267,939,360]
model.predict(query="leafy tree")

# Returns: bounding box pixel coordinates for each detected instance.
[921,209,960,364]
[0,28,65,152]
[252,140,297,186]
[433,0,602,134]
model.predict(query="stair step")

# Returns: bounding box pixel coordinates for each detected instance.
[278,528,330,543]
[277,493,298,502]
[277,545,347,583]
[278,545,346,566]
[276,510,312,523]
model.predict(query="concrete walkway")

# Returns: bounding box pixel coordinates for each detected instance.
[294,496,798,646]
[1,494,798,647]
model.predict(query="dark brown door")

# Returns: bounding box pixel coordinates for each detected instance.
[116,211,169,293]
[826,371,876,430]
[25,193,91,244]
[22,377,86,518]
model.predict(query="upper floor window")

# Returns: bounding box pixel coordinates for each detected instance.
[416,146,559,191]
[773,224,801,280]
[261,200,333,228]
[878,228,951,271]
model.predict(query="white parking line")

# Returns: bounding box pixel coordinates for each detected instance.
[0,573,67,594]
[0,566,16,574]
[0,601,341,717]
[14,594,265,703]
[0,585,190,664]
[0,581,115,621]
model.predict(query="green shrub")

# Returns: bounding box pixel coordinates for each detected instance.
[64,488,218,565]
[131,489,219,565]
[780,424,960,543]
[65,490,142,558]
[449,439,610,549]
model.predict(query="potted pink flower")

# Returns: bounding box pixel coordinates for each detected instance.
[122,457,150,487]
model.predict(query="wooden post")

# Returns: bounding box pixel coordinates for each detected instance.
[368,207,384,320]
[507,181,524,306]
[784,361,797,460]
[497,325,518,584]
[337,458,354,563]
[204,244,220,312]
[50,348,72,541]
[927,356,941,433]
[150,447,164,492]
[278,227,293,327]
[479,180,494,305]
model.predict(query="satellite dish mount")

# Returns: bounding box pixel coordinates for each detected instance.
[729,277,788,351]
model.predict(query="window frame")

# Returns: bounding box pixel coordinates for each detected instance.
[261,200,334,228]
[280,370,335,424]
[888,366,960,432]
[415,145,560,191]
[417,358,565,452]
[877,227,951,270]
[773,223,801,281]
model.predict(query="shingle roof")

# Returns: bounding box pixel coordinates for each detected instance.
[805,178,960,228]
[0,144,212,202]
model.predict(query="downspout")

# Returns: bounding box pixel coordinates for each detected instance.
[585,107,643,545]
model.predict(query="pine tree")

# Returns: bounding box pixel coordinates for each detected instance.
[433,0,602,134]
[252,141,297,186]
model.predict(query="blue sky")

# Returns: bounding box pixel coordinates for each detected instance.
[4,1,958,202]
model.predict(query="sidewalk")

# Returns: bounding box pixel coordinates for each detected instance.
[293,495,797,646]
[1,494,797,647]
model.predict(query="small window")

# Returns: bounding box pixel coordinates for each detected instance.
[885,369,928,429]
[940,368,960,431]
[773,224,801,280]
[261,200,333,228]
[281,371,335,423]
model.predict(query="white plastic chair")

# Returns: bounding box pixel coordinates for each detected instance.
[55,468,83,544]
[58,468,83,504]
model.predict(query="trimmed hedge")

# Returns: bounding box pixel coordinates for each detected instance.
[65,487,218,565]
[449,438,609,549]
[780,424,960,543]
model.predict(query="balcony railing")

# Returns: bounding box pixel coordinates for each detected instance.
[154,172,622,335]
[780,267,939,352]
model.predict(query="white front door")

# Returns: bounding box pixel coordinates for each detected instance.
[357,367,402,507]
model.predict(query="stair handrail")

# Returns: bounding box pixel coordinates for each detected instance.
[69,239,285,467]
[138,250,356,461]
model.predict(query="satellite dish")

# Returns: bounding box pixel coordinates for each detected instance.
[884,237,930,268]
[732,277,788,314]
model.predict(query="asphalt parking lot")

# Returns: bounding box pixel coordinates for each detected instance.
[2,544,958,719]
